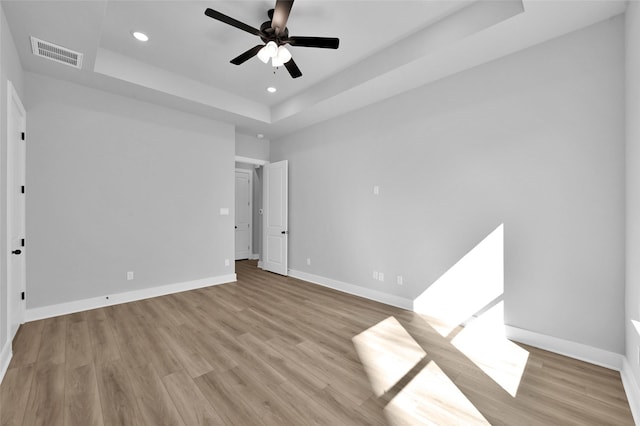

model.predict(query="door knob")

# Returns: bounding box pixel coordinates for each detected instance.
[235,226,238,229]
[12,249,21,255]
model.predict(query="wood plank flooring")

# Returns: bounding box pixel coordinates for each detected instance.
[0,260,634,425]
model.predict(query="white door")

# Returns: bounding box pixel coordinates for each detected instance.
[235,169,251,260]
[262,160,288,275]
[7,81,26,339]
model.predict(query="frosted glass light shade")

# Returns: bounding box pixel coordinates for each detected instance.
[257,45,270,63]
[276,46,292,63]
[271,56,284,67]
[264,41,278,57]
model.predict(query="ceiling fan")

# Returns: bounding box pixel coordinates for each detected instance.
[204,0,339,78]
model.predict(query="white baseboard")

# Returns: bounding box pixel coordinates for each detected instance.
[25,274,237,322]
[257,261,263,268]
[249,254,260,260]
[288,269,413,311]
[505,325,624,371]
[0,340,12,385]
[621,358,640,425]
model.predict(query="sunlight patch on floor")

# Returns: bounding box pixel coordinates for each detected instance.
[451,301,529,397]
[352,316,426,397]
[413,225,504,337]
[384,360,490,426]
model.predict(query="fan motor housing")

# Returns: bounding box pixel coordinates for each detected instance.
[260,20,289,44]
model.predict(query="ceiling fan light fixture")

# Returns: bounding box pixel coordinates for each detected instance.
[264,41,278,58]
[271,56,284,67]
[276,45,292,64]
[257,45,271,63]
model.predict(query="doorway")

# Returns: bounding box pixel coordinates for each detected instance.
[235,169,252,260]
[234,162,264,263]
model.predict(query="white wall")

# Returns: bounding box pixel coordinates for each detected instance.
[625,0,640,419]
[271,17,625,354]
[0,3,24,377]
[24,72,235,309]
[236,132,269,162]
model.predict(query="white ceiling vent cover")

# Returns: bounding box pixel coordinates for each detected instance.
[30,36,83,69]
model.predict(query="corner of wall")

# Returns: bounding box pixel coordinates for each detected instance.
[505,325,624,371]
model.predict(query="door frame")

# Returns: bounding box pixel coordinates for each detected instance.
[235,168,253,260]
[235,156,267,264]
[6,80,26,340]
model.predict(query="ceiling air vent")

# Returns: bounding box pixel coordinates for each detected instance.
[30,36,83,69]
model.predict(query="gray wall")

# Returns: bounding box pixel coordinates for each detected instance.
[236,133,270,161]
[0,3,24,363]
[626,1,640,393]
[25,72,235,309]
[271,17,625,353]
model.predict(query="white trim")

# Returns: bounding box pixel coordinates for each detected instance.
[0,340,12,385]
[235,155,268,166]
[288,269,413,311]
[621,358,640,425]
[249,253,260,260]
[505,325,624,371]
[24,274,236,322]
[257,260,263,268]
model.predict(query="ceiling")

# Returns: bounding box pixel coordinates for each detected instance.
[2,0,627,140]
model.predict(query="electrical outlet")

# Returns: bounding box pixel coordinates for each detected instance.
[307,258,311,266]
[225,259,230,266]
[127,271,134,280]
[373,185,380,195]
[397,275,403,285]
[373,271,378,280]
[379,272,384,282]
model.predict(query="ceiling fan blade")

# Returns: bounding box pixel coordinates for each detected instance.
[271,0,294,36]
[286,36,339,49]
[205,8,261,36]
[284,57,302,78]
[230,45,264,65]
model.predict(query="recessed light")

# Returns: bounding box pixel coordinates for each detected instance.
[132,31,149,42]
[257,134,264,139]
[267,87,277,93]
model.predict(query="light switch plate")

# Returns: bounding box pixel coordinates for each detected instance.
[220,208,230,215]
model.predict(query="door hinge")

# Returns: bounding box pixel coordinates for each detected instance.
[21,238,25,247]
[21,291,25,301]
[21,185,25,194]
[21,132,25,141]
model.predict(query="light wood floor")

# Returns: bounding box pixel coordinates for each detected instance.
[0,260,634,425]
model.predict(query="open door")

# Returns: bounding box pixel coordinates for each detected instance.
[262,160,288,275]
[7,81,26,339]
